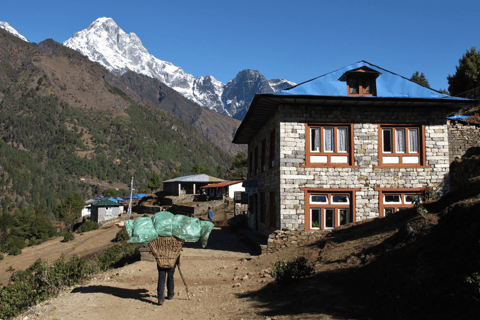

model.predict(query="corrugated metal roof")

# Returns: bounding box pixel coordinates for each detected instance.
[277,61,468,99]
[200,180,244,188]
[232,61,476,144]
[92,199,121,206]
[164,174,224,183]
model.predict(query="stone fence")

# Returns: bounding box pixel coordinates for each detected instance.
[266,229,330,254]
[448,120,480,163]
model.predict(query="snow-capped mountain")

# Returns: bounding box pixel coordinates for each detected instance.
[0,21,28,42]
[64,17,295,120]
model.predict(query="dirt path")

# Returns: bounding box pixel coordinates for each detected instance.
[8,227,279,320]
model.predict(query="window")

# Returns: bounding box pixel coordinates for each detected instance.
[378,125,426,167]
[345,67,378,96]
[249,151,253,178]
[377,188,423,217]
[269,129,275,168]
[260,192,266,223]
[303,189,357,230]
[254,146,258,175]
[305,123,355,167]
[347,76,376,95]
[269,191,276,227]
[261,140,266,172]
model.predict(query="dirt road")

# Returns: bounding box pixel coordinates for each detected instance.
[3,222,280,320]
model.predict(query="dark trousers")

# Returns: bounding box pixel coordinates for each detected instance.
[157,264,176,302]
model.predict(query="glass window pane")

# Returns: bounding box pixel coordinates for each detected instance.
[405,194,421,204]
[383,129,392,152]
[363,78,371,94]
[409,129,418,153]
[339,209,349,225]
[337,128,347,152]
[349,78,358,94]
[311,209,320,228]
[311,128,320,152]
[325,209,334,228]
[385,208,395,216]
[332,195,349,203]
[396,129,406,153]
[311,195,328,203]
[385,195,401,203]
[324,128,334,152]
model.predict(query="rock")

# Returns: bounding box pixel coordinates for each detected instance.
[234,283,241,287]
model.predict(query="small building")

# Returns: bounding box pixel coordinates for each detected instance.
[163,174,225,196]
[90,199,122,223]
[200,180,245,199]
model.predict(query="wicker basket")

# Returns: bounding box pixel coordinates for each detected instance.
[148,236,185,268]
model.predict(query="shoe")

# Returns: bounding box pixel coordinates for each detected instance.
[157,300,164,305]
[166,295,174,300]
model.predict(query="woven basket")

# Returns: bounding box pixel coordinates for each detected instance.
[148,236,185,268]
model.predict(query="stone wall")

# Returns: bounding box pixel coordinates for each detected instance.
[448,120,480,163]
[247,109,280,236]
[248,104,450,233]
[266,229,328,254]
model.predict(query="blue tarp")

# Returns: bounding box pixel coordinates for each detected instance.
[447,115,470,120]
[107,197,117,203]
[123,193,147,200]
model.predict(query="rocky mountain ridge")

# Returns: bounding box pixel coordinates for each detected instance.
[63,17,296,120]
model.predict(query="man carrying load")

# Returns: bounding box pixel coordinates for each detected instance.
[116,212,214,305]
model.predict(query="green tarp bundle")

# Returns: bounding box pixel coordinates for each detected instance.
[125,211,214,247]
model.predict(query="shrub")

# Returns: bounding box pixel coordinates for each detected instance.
[0,242,140,319]
[271,256,314,285]
[465,272,480,300]
[0,254,3,260]
[4,235,25,255]
[77,219,99,233]
[62,231,74,242]
[1,256,96,319]
[114,229,129,242]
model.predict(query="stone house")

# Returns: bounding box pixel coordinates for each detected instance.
[90,199,122,223]
[232,61,474,236]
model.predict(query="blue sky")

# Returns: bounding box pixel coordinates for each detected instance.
[2,0,478,92]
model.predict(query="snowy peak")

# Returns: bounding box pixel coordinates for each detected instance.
[64,17,295,120]
[0,21,28,42]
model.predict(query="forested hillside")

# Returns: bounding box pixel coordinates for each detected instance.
[0,29,233,217]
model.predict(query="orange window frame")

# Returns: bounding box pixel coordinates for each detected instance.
[302,188,358,231]
[303,123,357,168]
[376,124,429,168]
[376,188,424,217]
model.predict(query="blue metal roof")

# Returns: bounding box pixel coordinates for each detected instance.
[272,61,468,101]
[232,61,475,145]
